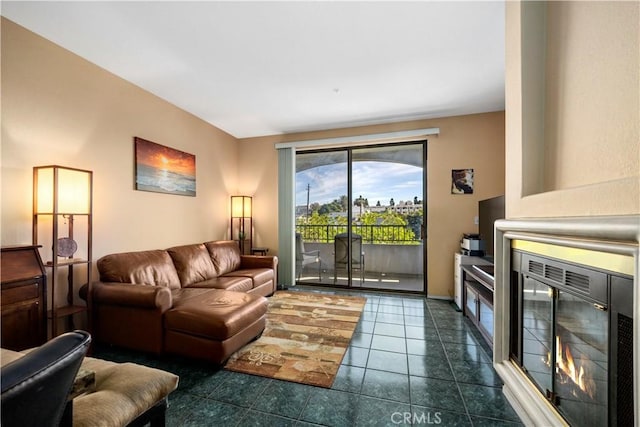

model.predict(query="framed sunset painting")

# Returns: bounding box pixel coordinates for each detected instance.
[134,137,196,196]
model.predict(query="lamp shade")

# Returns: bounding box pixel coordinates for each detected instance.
[34,165,92,214]
[231,195,252,218]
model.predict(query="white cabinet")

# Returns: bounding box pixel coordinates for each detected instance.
[453,253,490,310]
[454,253,463,309]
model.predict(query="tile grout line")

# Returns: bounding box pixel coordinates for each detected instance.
[353,296,378,425]
[108,288,519,426]
[402,297,415,426]
[427,303,475,426]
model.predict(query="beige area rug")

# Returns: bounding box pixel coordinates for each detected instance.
[225,290,366,388]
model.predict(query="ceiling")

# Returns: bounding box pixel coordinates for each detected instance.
[2,1,505,139]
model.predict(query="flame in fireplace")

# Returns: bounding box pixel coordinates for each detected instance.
[554,336,596,399]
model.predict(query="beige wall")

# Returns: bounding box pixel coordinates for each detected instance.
[2,18,505,301]
[506,1,639,218]
[1,19,240,305]
[4,1,634,303]
[240,112,506,298]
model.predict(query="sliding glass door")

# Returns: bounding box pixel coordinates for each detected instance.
[295,150,348,286]
[295,142,426,293]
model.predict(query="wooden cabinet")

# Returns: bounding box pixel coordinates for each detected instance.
[1,245,47,350]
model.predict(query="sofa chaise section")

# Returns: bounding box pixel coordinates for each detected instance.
[164,289,268,363]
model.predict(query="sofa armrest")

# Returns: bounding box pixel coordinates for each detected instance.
[90,282,172,311]
[240,255,278,271]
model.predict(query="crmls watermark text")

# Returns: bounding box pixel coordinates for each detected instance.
[391,411,442,425]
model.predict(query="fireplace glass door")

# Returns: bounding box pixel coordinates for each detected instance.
[522,277,554,394]
[512,248,635,426]
[555,289,608,427]
[521,276,608,427]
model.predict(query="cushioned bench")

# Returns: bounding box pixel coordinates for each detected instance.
[1,347,179,427]
[73,356,178,427]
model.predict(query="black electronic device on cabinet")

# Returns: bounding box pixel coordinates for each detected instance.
[478,195,505,259]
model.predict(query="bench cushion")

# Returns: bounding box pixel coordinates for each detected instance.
[73,358,178,427]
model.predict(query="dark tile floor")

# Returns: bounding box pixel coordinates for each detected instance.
[93,287,523,426]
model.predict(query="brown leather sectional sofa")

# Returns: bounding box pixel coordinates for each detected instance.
[83,240,277,364]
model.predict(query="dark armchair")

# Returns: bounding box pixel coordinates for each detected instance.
[1,330,91,427]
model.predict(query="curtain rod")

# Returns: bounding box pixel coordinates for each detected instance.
[274,127,439,150]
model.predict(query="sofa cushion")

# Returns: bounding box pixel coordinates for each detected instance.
[204,241,241,275]
[97,250,181,290]
[224,280,254,293]
[184,276,253,293]
[223,268,274,288]
[167,244,217,286]
[170,288,212,305]
[165,290,268,340]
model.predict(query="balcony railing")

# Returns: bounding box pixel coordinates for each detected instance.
[295,224,420,244]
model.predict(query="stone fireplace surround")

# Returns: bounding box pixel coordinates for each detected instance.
[493,215,639,426]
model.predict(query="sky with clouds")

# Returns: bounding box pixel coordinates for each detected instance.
[296,161,423,207]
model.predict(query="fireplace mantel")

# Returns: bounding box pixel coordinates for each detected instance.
[493,215,639,426]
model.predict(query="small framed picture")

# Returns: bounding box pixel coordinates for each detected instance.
[451,169,474,194]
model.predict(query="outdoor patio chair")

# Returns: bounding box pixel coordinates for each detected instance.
[333,232,365,284]
[295,232,321,281]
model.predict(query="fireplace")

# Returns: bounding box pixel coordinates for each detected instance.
[511,248,633,426]
[491,216,638,427]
